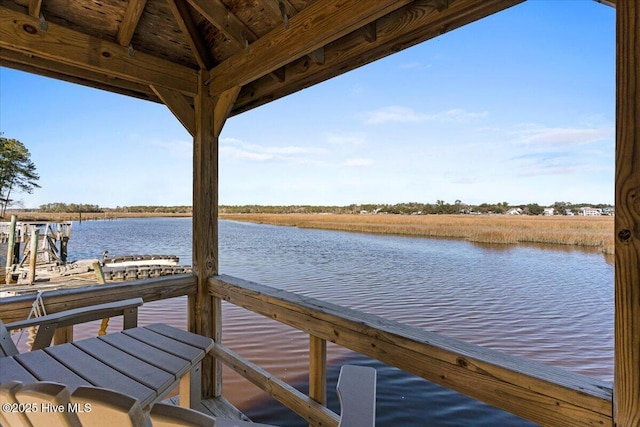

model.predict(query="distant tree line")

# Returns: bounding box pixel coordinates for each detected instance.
[32,201,613,216]
[40,202,102,213]
[220,201,613,216]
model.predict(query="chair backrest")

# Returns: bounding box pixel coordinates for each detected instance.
[71,385,147,427]
[0,320,19,357]
[0,381,32,427]
[14,381,82,427]
[336,365,377,427]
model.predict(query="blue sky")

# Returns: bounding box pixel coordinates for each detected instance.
[0,0,615,208]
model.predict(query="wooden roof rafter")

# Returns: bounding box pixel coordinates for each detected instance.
[232,0,526,114]
[0,5,198,96]
[205,0,415,96]
[165,0,215,70]
[116,0,148,47]
[185,0,286,82]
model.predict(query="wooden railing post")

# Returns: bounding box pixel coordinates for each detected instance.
[614,1,640,426]
[27,227,38,283]
[5,215,17,284]
[309,335,327,414]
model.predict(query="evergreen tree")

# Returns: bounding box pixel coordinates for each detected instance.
[0,136,40,216]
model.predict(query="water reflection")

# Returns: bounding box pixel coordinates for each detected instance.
[3,218,614,426]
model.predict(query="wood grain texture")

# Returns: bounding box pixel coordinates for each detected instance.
[309,335,327,407]
[116,0,148,46]
[211,342,340,427]
[0,275,196,323]
[209,274,613,427]
[614,1,640,426]
[234,0,525,115]
[166,0,214,69]
[193,69,219,398]
[0,6,198,95]
[206,0,412,95]
[151,84,196,136]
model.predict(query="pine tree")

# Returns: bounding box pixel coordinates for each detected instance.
[0,136,40,217]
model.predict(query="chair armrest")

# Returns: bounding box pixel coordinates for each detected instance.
[336,365,376,427]
[5,298,143,350]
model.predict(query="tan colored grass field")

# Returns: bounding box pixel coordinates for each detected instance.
[220,213,615,254]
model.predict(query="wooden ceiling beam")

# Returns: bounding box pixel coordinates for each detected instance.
[166,0,215,70]
[206,0,413,96]
[262,0,298,23]
[234,0,525,114]
[1,47,157,97]
[1,49,159,102]
[0,5,198,95]
[27,0,41,18]
[151,84,196,136]
[116,0,148,47]
[186,0,258,48]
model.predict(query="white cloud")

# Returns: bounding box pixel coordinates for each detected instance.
[359,106,488,125]
[344,158,373,167]
[220,137,324,163]
[515,126,613,145]
[326,131,365,145]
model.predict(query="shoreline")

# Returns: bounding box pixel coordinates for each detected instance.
[2,212,614,254]
[220,213,615,255]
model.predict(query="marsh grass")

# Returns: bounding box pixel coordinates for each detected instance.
[221,213,615,254]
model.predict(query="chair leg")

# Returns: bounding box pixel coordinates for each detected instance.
[179,362,202,409]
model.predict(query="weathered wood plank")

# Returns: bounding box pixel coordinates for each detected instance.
[186,0,258,49]
[151,84,196,136]
[309,335,327,407]
[193,69,219,398]
[233,0,525,115]
[166,0,214,70]
[206,0,413,95]
[0,6,198,95]
[211,342,340,427]
[209,275,613,427]
[0,275,196,323]
[0,49,159,102]
[27,0,41,18]
[614,1,640,426]
[213,86,241,138]
[116,0,148,47]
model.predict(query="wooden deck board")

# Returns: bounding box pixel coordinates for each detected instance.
[164,395,253,423]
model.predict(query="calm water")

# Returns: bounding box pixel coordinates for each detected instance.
[20,217,616,426]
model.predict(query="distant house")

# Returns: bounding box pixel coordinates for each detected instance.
[506,208,522,215]
[543,208,554,216]
[602,207,615,216]
[579,207,602,216]
[564,209,575,216]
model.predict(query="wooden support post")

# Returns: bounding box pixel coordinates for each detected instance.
[192,69,240,399]
[615,2,640,426]
[27,228,38,283]
[309,335,327,415]
[5,215,16,284]
[193,69,220,398]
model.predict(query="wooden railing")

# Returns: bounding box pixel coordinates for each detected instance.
[0,273,615,426]
[209,274,613,427]
[0,274,196,323]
